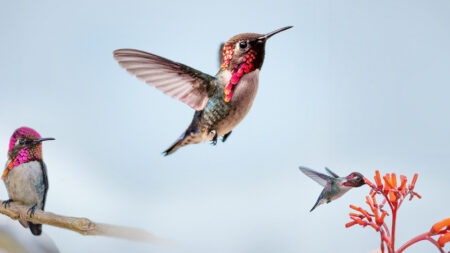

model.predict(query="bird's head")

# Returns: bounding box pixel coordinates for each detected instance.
[339,172,365,187]
[221,26,293,71]
[8,127,54,163]
[220,26,293,102]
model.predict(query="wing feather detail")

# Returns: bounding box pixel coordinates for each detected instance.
[325,167,340,178]
[299,166,331,187]
[113,49,217,110]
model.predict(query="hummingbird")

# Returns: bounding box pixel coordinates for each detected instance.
[2,127,54,235]
[299,166,365,212]
[113,26,293,155]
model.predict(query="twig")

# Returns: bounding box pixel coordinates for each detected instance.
[0,200,174,246]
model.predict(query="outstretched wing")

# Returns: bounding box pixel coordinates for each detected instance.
[299,166,331,187]
[325,167,339,178]
[113,49,217,110]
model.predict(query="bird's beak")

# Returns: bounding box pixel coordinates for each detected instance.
[33,137,55,144]
[257,26,293,42]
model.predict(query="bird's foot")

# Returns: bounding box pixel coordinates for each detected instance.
[27,204,38,217]
[2,199,13,208]
[222,131,232,143]
[210,130,218,145]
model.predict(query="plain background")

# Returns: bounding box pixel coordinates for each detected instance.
[0,0,449,252]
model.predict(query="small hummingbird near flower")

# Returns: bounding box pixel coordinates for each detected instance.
[299,166,365,212]
[113,26,293,155]
[2,127,54,235]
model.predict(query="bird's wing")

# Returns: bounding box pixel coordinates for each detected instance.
[299,166,331,187]
[218,42,225,68]
[39,161,49,211]
[325,167,339,178]
[113,49,217,110]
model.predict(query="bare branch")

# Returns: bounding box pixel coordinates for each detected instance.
[0,200,174,246]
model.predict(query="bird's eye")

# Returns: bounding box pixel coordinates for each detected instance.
[19,139,26,145]
[239,41,247,49]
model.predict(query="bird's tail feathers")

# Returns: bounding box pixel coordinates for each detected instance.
[28,222,42,235]
[163,111,204,156]
[310,190,325,212]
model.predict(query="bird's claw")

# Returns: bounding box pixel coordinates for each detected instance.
[27,204,38,217]
[2,199,13,208]
[210,130,218,145]
[222,131,232,143]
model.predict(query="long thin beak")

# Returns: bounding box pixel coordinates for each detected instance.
[258,26,293,41]
[33,137,55,144]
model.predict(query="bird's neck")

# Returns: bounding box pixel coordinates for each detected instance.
[3,147,42,179]
[223,57,259,102]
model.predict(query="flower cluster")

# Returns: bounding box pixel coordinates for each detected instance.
[430,218,450,248]
[346,170,449,253]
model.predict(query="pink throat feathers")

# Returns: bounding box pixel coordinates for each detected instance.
[223,49,257,102]
[2,127,43,179]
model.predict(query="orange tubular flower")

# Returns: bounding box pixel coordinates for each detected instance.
[383,175,394,190]
[364,177,377,188]
[345,221,358,228]
[371,195,378,207]
[438,232,450,247]
[366,196,375,210]
[391,173,397,188]
[389,191,397,204]
[379,211,388,225]
[349,205,372,223]
[431,218,450,235]
[349,204,360,212]
[409,173,418,190]
[360,209,372,222]
[349,213,365,219]
[399,175,407,191]
[375,170,383,189]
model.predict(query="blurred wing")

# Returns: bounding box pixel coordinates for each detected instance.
[325,167,339,178]
[114,49,217,110]
[299,166,330,187]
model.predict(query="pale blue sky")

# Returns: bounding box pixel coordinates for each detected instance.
[0,0,449,252]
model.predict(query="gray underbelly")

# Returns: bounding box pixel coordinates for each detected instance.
[215,70,259,136]
[4,161,45,208]
[327,187,351,202]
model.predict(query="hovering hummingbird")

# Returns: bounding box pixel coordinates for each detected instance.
[299,166,365,212]
[113,26,293,155]
[2,127,54,235]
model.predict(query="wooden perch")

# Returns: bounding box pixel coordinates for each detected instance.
[0,200,174,246]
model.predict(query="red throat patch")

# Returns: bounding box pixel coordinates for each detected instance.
[224,49,257,102]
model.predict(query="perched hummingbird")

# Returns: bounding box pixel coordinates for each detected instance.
[299,166,365,212]
[113,26,293,155]
[2,127,54,235]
